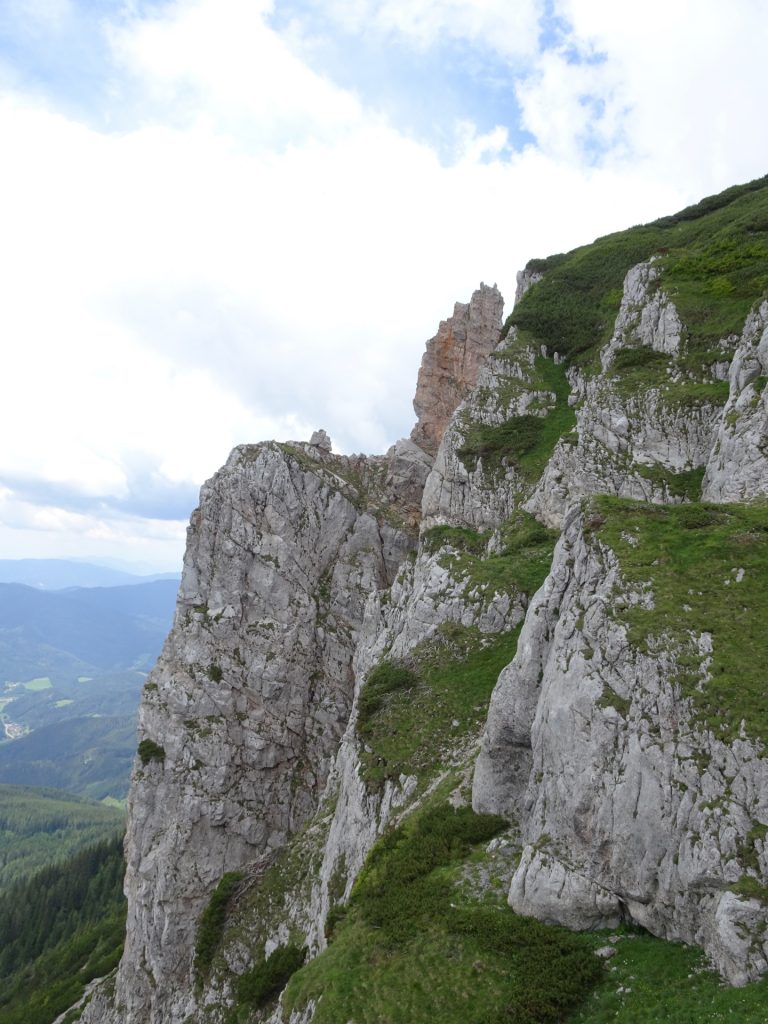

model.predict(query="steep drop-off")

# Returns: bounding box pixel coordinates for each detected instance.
[79,178,768,1024]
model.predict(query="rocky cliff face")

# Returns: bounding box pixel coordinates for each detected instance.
[474,505,768,985]
[411,282,504,456]
[81,181,768,1024]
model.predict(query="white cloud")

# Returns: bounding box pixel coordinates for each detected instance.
[522,0,768,191]
[0,485,187,570]
[2,0,768,567]
[108,0,363,145]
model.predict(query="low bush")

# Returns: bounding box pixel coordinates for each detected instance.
[137,739,165,766]
[194,871,243,978]
[237,943,306,1009]
[357,662,418,734]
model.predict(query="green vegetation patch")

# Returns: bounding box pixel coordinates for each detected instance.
[422,524,487,556]
[357,662,419,733]
[732,874,768,904]
[0,835,126,1024]
[358,625,521,790]
[137,738,165,766]
[283,802,602,1024]
[195,871,244,980]
[510,174,768,364]
[635,464,705,502]
[590,496,768,741]
[441,509,559,598]
[0,784,124,893]
[607,343,731,407]
[23,677,52,691]
[571,929,768,1024]
[235,943,306,1012]
[457,356,575,482]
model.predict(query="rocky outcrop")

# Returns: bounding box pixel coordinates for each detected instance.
[411,283,504,456]
[514,266,543,305]
[85,441,417,1024]
[474,506,768,985]
[526,260,726,528]
[79,219,768,1023]
[703,301,768,501]
[421,334,543,529]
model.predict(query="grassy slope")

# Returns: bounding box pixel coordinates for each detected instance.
[591,496,768,743]
[359,512,558,791]
[511,174,768,363]
[281,800,603,1024]
[573,931,768,1024]
[458,176,768,476]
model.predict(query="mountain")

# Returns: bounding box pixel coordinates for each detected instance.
[0,579,178,680]
[76,177,768,1024]
[0,716,139,801]
[0,559,179,590]
[0,579,178,798]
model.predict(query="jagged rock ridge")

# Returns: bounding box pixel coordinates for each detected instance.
[80,178,768,1023]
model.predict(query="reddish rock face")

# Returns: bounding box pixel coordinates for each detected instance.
[410,283,504,456]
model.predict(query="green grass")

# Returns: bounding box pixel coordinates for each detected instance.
[422,524,488,556]
[358,626,522,790]
[357,663,419,733]
[283,802,603,1024]
[590,496,768,742]
[457,356,576,482]
[440,509,559,597]
[571,930,768,1024]
[635,464,705,502]
[510,174,768,364]
[23,678,52,691]
[604,344,731,409]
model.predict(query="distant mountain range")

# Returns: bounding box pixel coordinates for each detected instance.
[0,558,180,590]
[0,575,179,799]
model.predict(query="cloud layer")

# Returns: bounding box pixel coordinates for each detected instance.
[1,0,767,568]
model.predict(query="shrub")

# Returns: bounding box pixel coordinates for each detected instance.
[137,739,165,766]
[237,944,306,1009]
[357,662,418,734]
[194,871,243,978]
[352,804,506,944]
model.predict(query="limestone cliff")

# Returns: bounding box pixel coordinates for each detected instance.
[411,282,504,456]
[79,178,768,1024]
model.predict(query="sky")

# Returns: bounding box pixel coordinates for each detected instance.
[0,0,767,572]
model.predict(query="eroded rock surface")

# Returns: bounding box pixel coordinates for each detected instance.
[474,507,768,985]
[703,301,768,501]
[411,283,504,456]
[84,442,416,1024]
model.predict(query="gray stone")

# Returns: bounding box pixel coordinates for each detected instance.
[309,429,332,451]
